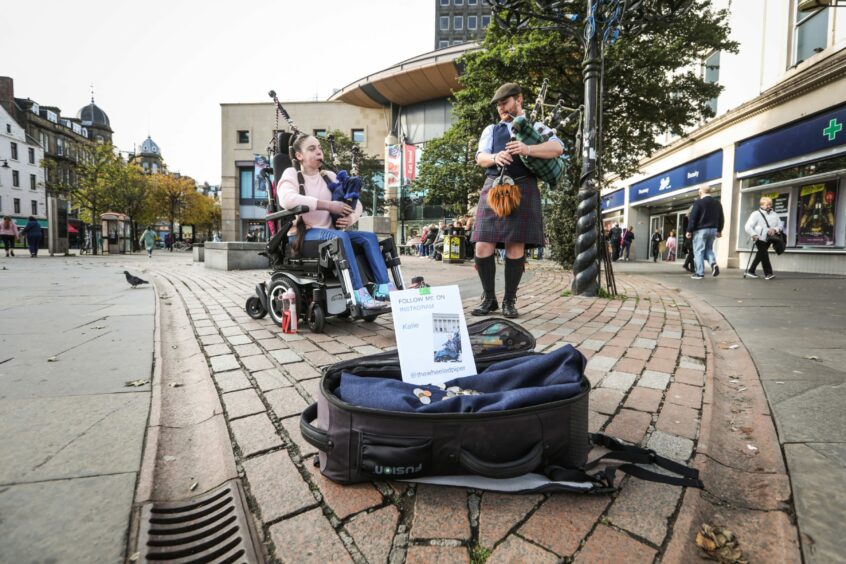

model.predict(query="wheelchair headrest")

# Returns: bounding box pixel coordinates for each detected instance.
[273,152,292,186]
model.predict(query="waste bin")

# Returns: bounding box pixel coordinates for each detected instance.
[444,227,465,264]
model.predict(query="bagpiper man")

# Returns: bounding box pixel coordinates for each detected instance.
[472,83,564,318]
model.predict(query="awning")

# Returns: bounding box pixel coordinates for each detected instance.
[67,224,79,234]
[13,218,48,229]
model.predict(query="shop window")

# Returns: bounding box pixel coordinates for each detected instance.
[10,142,18,160]
[12,170,19,187]
[30,174,36,190]
[31,200,38,215]
[793,2,829,65]
[237,130,250,144]
[796,181,837,246]
[351,129,365,143]
[14,198,20,213]
[28,147,35,164]
[440,16,449,30]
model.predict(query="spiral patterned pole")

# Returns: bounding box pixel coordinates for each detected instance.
[571,18,601,297]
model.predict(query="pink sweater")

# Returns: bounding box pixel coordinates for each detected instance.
[277,168,363,235]
[0,221,19,237]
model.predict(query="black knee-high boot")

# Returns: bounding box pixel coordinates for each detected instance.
[471,255,498,316]
[502,257,524,318]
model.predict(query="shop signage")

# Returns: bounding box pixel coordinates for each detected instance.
[404,144,417,181]
[628,151,723,204]
[601,189,625,211]
[735,103,846,173]
[796,181,837,246]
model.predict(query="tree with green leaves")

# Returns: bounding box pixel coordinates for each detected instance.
[107,163,155,251]
[415,128,486,217]
[148,173,196,238]
[318,131,385,216]
[442,0,735,267]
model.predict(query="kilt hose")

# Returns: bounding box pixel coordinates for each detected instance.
[471,175,544,248]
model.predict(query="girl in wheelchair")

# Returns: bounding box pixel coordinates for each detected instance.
[278,134,395,310]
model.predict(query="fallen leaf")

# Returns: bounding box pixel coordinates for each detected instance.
[776,381,784,384]
[189,481,198,491]
[803,355,821,361]
[171,345,178,349]
[163,455,176,462]
[729,344,739,350]
[47,356,58,362]
[168,382,182,388]
[695,523,748,563]
[128,552,139,562]
[746,444,758,452]
[125,379,150,387]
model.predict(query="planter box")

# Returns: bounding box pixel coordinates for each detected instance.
[204,242,268,271]
[192,244,205,262]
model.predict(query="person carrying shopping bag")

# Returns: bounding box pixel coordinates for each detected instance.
[744,196,783,280]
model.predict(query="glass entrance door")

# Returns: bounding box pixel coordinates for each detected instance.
[649,215,664,260]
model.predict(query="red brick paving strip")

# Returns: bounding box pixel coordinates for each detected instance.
[268,508,353,563]
[344,506,400,564]
[624,387,662,412]
[606,479,682,545]
[604,409,652,445]
[574,524,657,563]
[487,534,559,563]
[656,402,700,440]
[410,485,471,540]
[305,462,384,519]
[478,492,543,548]
[241,450,316,522]
[405,545,470,563]
[519,495,609,556]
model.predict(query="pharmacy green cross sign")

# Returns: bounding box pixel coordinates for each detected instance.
[823,118,843,141]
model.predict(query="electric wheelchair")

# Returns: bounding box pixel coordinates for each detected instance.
[245,134,406,333]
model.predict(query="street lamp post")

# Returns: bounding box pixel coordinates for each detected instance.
[487,0,692,296]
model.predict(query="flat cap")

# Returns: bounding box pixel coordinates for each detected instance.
[490,83,522,104]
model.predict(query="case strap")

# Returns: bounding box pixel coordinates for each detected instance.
[300,403,333,452]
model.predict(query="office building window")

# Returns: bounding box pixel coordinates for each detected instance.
[351,129,365,143]
[455,0,463,4]
[14,198,20,213]
[468,15,477,29]
[453,40,463,45]
[440,0,449,4]
[793,2,829,64]
[438,40,449,48]
[12,170,19,187]
[481,15,491,27]
[440,16,449,30]
[28,147,35,164]
[454,16,463,30]
[468,0,477,4]
[40,132,48,152]
[237,130,250,144]
[313,129,327,138]
[10,142,18,160]
[239,167,254,200]
[5,124,10,133]
[30,174,36,190]
[703,51,720,116]
[31,200,38,215]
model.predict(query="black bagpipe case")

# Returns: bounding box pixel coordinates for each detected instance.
[300,319,703,493]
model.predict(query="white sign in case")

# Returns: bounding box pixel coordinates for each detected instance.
[389,285,476,385]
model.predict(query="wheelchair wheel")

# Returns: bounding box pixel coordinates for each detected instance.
[307,303,325,333]
[335,309,351,319]
[267,277,299,326]
[245,296,267,319]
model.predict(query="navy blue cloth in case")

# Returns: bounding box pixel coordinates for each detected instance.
[337,345,586,413]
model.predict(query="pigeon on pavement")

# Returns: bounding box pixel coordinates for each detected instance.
[124,271,149,288]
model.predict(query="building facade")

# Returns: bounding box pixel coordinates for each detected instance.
[220,101,389,241]
[602,1,846,274]
[435,0,491,49]
[129,136,165,174]
[0,102,46,240]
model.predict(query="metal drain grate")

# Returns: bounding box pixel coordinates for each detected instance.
[137,479,264,563]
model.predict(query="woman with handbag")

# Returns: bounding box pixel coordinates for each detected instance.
[744,196,784,280]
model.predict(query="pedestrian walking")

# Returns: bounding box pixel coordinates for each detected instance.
[650,229,663,262]
[622,226,634,260]
[1,216,19,257]
[682,233,694,272]
[744,196,783,280]
[685,185,725,279]
[165,233,174,252]
[19,216,43,257]
[665,230,677,261]
[609,223,622,261]
[471,82,564,318]
[139,225,157,258]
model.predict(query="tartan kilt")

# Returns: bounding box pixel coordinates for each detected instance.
[471,175,544,248]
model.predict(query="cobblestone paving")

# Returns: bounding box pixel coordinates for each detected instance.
[143,259,760,562]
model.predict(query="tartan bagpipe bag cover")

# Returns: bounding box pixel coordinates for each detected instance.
[510,115,566,187]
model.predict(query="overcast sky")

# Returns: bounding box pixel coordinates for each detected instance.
[1,0,434,184]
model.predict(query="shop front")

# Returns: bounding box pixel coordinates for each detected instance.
[735,103,846,274]
[628,151,723,262]
[601,189,625,231]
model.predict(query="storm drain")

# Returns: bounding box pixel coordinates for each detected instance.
[137,479,264,563]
